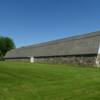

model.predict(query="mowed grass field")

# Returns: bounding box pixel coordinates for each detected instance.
[0,62,100,100]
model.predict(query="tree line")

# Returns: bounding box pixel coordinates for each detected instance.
[0,36,15,60]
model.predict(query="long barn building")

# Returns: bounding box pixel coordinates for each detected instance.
[5,31,100,67]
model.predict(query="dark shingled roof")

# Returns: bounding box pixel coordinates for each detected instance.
[5,31,100,58]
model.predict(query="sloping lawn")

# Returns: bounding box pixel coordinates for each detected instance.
[0,62,100,100]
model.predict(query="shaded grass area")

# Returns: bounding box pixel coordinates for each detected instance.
[0,62,100,100]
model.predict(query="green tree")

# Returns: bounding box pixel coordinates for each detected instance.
[0,50,3,60]
[0,36,15,60]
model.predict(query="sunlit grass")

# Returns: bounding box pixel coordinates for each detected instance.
[0,61,100,100]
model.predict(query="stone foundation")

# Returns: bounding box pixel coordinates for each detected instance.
[5,55,97,66]
[35,55,97,66]
[5,57,30,62]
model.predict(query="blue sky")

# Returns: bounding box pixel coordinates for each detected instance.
[0,0,100,47]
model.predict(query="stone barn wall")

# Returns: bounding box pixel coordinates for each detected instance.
[5,57,30,62]
[34,54,97,66]
[5,54,97,66]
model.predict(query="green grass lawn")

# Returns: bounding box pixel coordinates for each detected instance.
[0,62,100,100]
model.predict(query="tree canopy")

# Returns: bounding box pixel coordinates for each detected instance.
[0,36,15,60]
